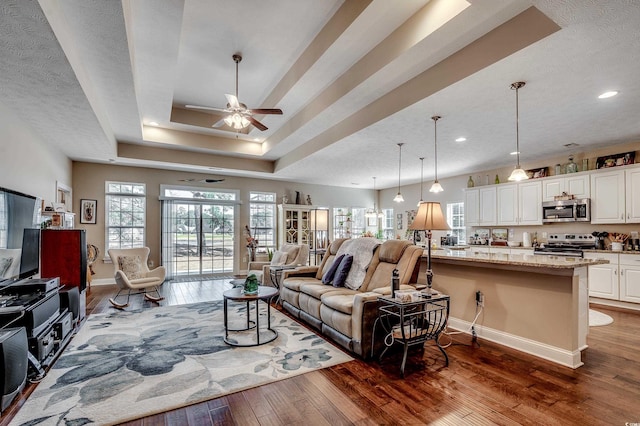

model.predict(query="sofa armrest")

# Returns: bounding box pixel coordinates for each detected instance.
[282,266,318,280]
[351,292,383,359]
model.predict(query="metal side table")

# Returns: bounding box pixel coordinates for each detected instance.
[372,293,450,376]
[223,286,278,347]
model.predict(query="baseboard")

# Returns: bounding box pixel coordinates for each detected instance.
[447,317,583,369]
[90,278,116,286]
[589,297,640,312]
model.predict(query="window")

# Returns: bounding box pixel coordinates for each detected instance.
[446,202,465,244]
[382,209,394,240]
[105,182,146,252]
[249,191,276,251]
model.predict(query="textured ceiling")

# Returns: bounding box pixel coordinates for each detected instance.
[1,0,639,189]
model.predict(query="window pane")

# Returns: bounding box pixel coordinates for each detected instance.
[106,181,146,251]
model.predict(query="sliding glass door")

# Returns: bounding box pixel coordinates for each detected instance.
[161,187,237,279]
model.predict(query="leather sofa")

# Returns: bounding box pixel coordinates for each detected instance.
[280,238,423,358]
[247,243,309,287]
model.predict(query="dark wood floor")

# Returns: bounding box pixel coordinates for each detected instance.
[3,279,640,425]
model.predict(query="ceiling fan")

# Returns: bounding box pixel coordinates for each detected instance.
[185,54,283,131]
[178,177,225,183]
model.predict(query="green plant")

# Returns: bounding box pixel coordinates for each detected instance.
[267,248,273,261]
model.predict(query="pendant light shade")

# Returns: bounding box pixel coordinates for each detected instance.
[429,115,444,193]
[393,143,405,203]
[508,81,529,182]
[418,157,425,206]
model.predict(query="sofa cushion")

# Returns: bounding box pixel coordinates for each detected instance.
[300,282,347,300]
[321,291,359,315]
[283,277,323,292]
[322,254,344,284]
[332,255,353,287]
[378,239,409,263]
[335,238,380,290]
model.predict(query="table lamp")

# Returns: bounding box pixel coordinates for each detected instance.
[310,209,329,264]
[408,201,450,296]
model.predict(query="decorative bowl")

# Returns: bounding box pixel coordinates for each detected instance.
[507,241,521,247]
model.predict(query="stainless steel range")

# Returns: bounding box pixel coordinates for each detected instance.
[534,233,597,257]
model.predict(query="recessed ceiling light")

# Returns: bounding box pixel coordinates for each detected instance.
[455,137,466,142]
[598,91,618,99]
[148,121,159,126]
[510,151,519,156]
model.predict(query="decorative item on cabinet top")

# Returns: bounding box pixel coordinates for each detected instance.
[525,167,548,179]
[596,151,635,169]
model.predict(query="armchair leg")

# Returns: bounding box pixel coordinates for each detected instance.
[109,288,130,309]
[144,286,164,303]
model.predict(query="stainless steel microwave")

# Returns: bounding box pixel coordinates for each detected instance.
[542,198,591,223]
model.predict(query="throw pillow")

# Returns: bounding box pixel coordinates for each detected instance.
[271,251,288,266]
[0,257,13,278]
[332,254,353,287]
[118,255,145,280]
[335,238,381,290]
[321,254,345,284]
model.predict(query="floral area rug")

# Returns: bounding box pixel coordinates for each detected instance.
[11,301,352,425]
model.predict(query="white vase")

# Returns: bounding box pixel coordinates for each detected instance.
[611,242,623,252]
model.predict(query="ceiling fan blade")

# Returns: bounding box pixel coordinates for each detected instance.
[212,118,226,128]
[225,94,240,109]
[185,104,228,113]
[248,116,268,131]
[249,108,283,115]
[203,178,225,183]
[178,178,225,183]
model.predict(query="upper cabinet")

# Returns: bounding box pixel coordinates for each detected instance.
[464,189,480,226]
[591,169,636,224]
[479,187,497,226]
[542,174,590,201]
[626,167,640,223]
[496,181,542,226]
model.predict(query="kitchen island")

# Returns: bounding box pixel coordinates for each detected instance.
[417,250,609,368]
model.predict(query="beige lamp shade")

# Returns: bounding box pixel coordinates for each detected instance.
[408,201,450,231]
[310,209,329,231]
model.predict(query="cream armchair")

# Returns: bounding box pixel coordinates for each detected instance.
[247,243,309,287]
[108,247,166,308]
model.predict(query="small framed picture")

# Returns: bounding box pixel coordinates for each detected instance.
[51,213,62,228]
[396,213,403,230]
[80,199,97,224]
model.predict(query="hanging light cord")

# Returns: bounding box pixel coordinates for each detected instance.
[419,157,424,201]
[511,82,525,168]
[432,116,440,181]
[397,143,403,193]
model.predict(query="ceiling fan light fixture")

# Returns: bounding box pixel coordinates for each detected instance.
[508,82,529,182]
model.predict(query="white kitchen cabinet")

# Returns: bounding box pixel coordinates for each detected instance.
[464,189,479,226]
[518,181,543,225]
[620,254,640,303]
[591,170,625,224]
[542,174,590,201]
[584,252,619,300]
[479,187,496,226]
[625,167,640,223]
[496,181,542,226]
[497,184,518,225]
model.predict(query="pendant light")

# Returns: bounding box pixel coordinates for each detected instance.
[508,81,529,181]
[365,177,384,218]
[418,157,425,206]
[393,143,405,203]
[429,115,443,193]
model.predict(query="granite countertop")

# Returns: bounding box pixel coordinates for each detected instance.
[428,249,609,269]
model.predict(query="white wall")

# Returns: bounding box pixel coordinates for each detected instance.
[0,102,72,203]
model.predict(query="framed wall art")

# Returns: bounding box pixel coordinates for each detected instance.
[596,151,635,169]
[80,199,97,224]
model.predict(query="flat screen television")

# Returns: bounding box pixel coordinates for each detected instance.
[0,187,41,284]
